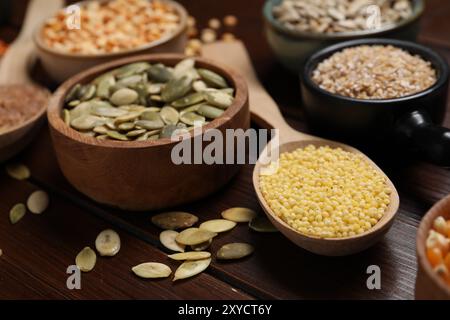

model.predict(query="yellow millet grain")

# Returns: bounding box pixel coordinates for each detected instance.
[259,145,391,239]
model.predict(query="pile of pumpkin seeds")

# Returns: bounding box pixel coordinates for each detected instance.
[132,208,278,282]
[63,58,235,141]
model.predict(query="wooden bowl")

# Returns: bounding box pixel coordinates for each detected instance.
[415,195,450,300]
[253,140,400,257]
[0,85,50,163]
[34,0,188,83]
[47,54,249,211]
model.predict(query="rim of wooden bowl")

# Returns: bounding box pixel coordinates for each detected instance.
[0,85,50,138]
[47,53,248,149]
[252,140,400,250]
[416,194,450,297]
[33,0,188,59]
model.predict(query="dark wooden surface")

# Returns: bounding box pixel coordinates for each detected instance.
[1,0,450,300]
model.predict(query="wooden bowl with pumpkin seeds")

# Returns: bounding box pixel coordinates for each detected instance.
[47,54,249,211]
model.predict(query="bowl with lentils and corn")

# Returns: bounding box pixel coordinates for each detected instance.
[263,0,424,72]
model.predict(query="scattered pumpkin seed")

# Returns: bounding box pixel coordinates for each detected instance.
[199,219,236,233]
[173,258,211,281]
[160,230,185,253]
[9,203,26,224]
[168,251,211,261]
[249,216,278,233]
[191,239,212,251]
[27,190,49,214]
[5,163,30,180]
[95,229,121,256]
[221,207,257,223]
[216,243,254,260]
[75,247,97,272]
[132,262,172,279]
[151,211,199,230]
[176,228,217,246]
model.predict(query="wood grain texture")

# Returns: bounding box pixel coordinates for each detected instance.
[0,171,252,300]
[1,0,450,299]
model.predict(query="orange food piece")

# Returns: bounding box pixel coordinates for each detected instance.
[427,247,444,267]
[445,253,450,271]
[447,220,450,238]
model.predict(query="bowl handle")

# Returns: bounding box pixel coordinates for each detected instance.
[395,109,450,166]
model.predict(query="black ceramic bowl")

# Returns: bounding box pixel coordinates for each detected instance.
[301,38,450,165]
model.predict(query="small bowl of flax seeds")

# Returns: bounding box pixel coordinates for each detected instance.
[301,38,450,165]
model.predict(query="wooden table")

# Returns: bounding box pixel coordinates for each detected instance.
[1,0,450,300]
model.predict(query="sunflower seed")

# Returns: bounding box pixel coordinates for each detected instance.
[110,88,139,106]
[75,247,97,272]
[222,207,257,223]
[200,219,237,233]
[198,68,228,88]
[249,216,278,233]
[196,105,224,119]
[180,112,206,126]
[151,212,199,230]
[168,251,211,261]
[132,262,172,279]
[106,130,129,141]
[204,90,234,109]
[27,190,49,214]
[161,75,193,102]
[176,228,217,246]
[9,203,26,224]
[216,243,254,260]
[172,92,205,108]
[191,239,212,251]
[160,230,185,252]
[95,229,121,256]
[6,163,30,180]
[160,106,179,125]
[173,258,211,281]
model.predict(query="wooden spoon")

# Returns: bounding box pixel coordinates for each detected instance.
[203,41,400,256]
[0,0,62,162]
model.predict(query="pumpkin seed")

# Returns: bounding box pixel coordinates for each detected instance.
[68,100,81,108]
[172,92,205,108]
[161,75,193,102]
[199,219,236,233]
[27,190,49,214]
[114,111,141,125]
[115,62,151,79]
[249,216,278,233]
[118,122,135,131]
[105,118,117,130]
[106,130,129,141]
[110,88,139,106]
[91,105,128,118]
[93,125,108,135]
[180,112,206,126]
[148,64,173,82]
[168,251,211,261]
[9,203,26,224]
[135,120,164,130]
[97,134,109,140]
[160,230,185,253]
[117,74,142,87]
[71,115,105,130]
[176,228,217,246]
[132,262,172,279]
[221,207,257,223]
[197,104,224,119]
[126,129,147,137]
[216,243,254,260]
[6,163,30,180]
[97,74,116,98]
[198,68,228,88]
[136,132,151,141]
[151,211,199,230]
[95,229,121,256]
[148,134,160,140]
[173,58,195,79]
[70,102,92,120]
[79,84,96,101]
[65,84,81,103]
[160,106,179,125]
[63,109,71,125]
[75,247,97,272]
[204,90,234,109]
[191,239,212,251]
[221,88,235,96]
[193,80,208,92]
[173,258,211,281]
